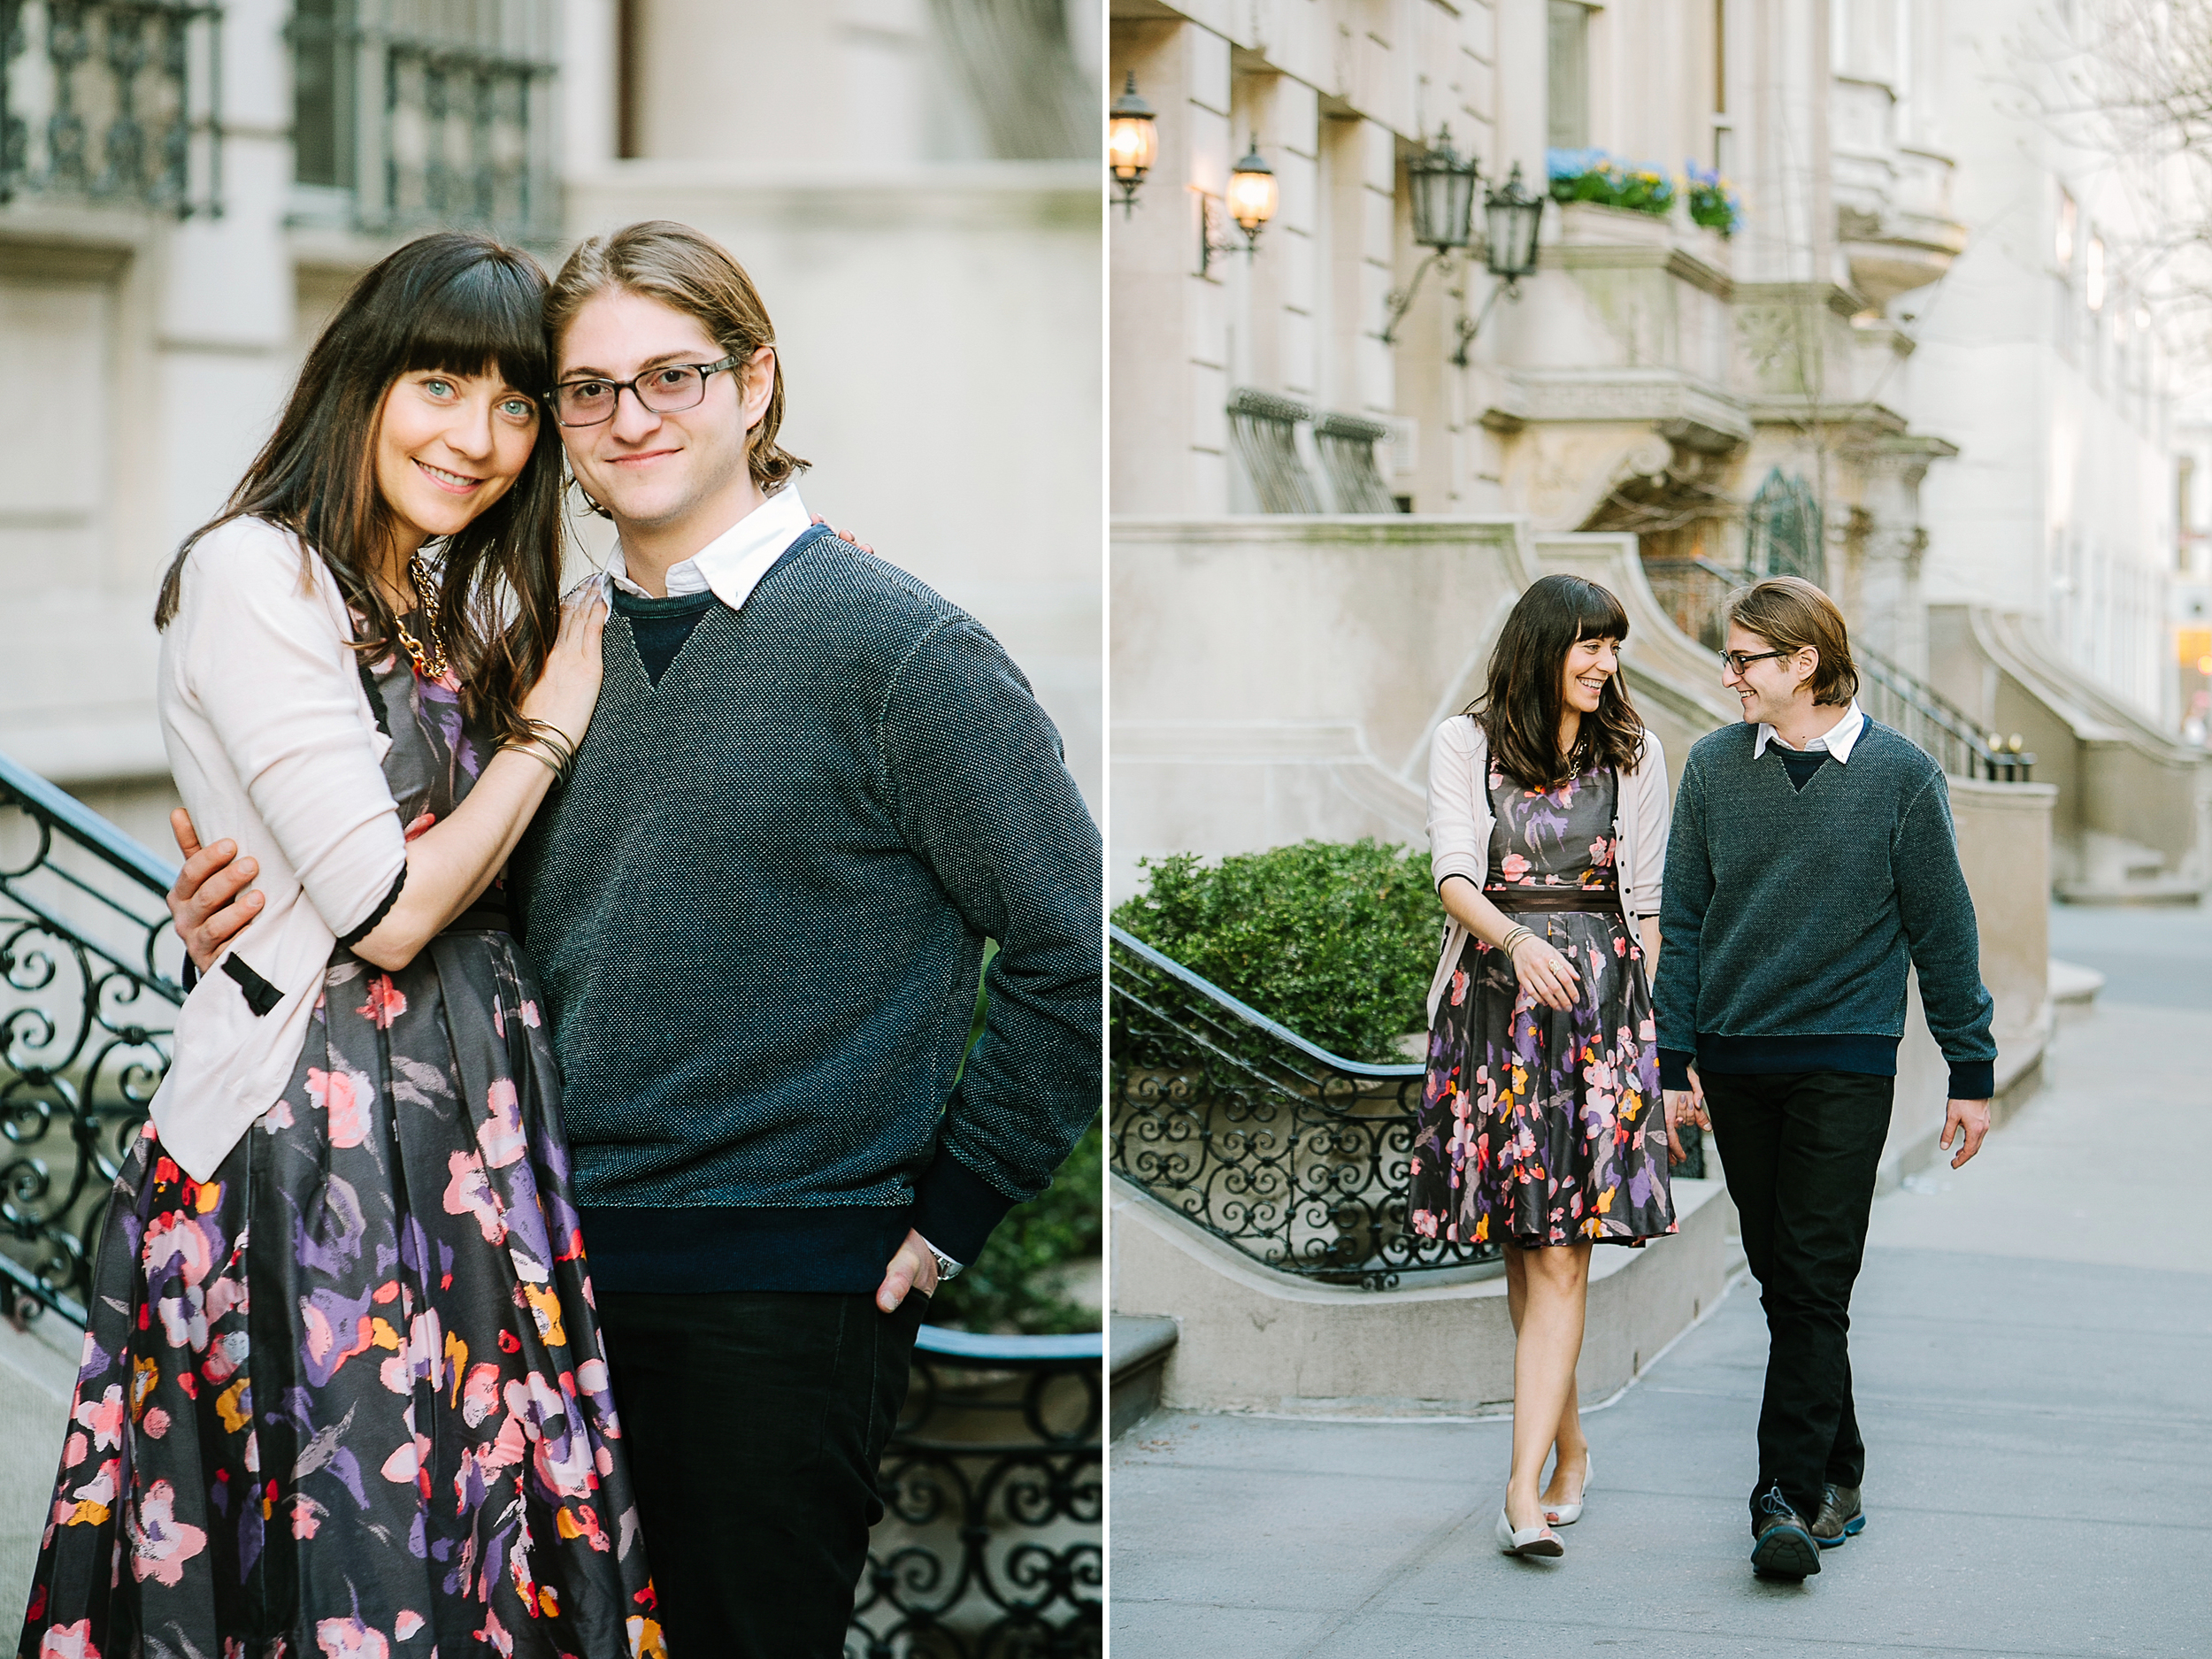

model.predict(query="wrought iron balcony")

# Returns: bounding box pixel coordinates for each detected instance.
[0,0,225,216]
[1110,925,1500,1290]
[291,0,559,242]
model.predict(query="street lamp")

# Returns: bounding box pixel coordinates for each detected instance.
[1409,125,1479,251]
[1483,163,1545,285]
[1201,134,1278,274]
[1380,127,1479,344]
[1109,73,1156,216]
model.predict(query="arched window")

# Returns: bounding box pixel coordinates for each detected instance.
[1746,468,1824,585]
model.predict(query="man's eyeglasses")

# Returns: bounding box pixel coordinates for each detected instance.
[549,357,741,427]
[1718,648,1791,676]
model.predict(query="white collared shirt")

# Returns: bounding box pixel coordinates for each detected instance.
[1754,699,1866,762]
[603,484,813,611]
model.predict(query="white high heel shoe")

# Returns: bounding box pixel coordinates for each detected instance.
[1542,1449,1594,1526]
[1495,1506,1564,1558]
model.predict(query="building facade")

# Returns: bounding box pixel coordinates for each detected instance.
[1108,0,2207,899]
[0,0,1102,847]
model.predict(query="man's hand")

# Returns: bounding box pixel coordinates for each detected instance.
[1663,1064,1707,1165]
[1940,1097,1992,1169]
[875,1227,941,1312]
[167,809,264,972]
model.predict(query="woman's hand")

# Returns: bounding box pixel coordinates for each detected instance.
[1663,1068,1708,1164]
[1508,931,1582,1011]
[518,585,608,746]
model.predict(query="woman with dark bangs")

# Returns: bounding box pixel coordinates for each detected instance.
[19,233,661,1655]
[1408,573,1686,1561]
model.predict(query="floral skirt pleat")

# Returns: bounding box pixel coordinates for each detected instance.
[1408,913,1676,1249]
[19,933,663,1659]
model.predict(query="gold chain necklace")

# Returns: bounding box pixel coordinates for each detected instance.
[391,556,450,681]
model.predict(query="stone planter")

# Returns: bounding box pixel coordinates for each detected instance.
[1555,198,1675,250]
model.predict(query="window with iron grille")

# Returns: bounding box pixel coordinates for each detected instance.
[1228,388,1324,515]
[290,0,558,242]
[1313,411,1397,513]
[0,0,225,216]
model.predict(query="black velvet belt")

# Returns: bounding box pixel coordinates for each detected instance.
[1485,885,1618,913]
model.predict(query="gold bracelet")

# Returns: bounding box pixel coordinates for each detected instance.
[1500,925,1532,954]
[522,719,579,777]
[501,740,564,778]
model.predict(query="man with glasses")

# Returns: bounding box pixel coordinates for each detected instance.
[1655,575,1994,1582]
[167,222,1102,1655]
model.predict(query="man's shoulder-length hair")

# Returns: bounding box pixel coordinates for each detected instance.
[545,219,808,500]
[1726,575,1860,707]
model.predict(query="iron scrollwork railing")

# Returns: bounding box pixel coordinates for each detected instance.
[1313,410,1397,513]
[1110,925,1498,1289]
[0,0,225,215]
[0,749,183,1324]
[853,1326,1101,1658]
[1226,387,1325,515]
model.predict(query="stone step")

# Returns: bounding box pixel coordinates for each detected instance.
[1109,1314,1177,1440]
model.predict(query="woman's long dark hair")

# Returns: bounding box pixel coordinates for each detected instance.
[155,231,562,747]
[1470,574,1647,789]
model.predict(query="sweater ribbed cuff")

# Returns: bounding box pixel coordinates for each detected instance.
[1947,1059,1994,1102]
[1658,1047,1695,1091]
[910,1148,1020,1267]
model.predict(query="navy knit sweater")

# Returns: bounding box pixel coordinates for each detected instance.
[1653,719,1996,1100]
[514,527,1102,1292]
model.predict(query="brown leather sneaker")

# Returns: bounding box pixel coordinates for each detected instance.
[1811,1483,1865,1548]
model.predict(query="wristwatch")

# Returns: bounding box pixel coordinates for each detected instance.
[926,1243,964,1283]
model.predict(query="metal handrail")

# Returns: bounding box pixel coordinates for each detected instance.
[1109,924,1494,1289]
[0,751,184,1323]
[1858,645,2036,782]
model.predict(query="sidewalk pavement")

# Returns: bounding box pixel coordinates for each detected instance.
[1110,901,2212,1658]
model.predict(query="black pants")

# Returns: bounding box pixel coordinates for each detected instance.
[595,1287,927,1658]
[1703,1070,1893,1532]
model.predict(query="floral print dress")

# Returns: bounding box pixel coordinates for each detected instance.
[19,634,662,1659]
[1407,762,1674,1250]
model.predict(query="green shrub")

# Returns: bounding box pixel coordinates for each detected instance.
[931,1117,1102,1335]
[1111,840,1442,1063]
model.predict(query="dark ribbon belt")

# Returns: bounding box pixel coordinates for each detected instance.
[1485,886,1619,914]
[439,906,512,937]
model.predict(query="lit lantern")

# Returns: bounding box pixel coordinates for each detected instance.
[1226,136,1278,241]
[1108,73,1157,215]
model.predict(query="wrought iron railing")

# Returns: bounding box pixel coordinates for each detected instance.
[853,1326,1101,1658]
[0,749,183,1324]
[0,0,225,215]
[291,0,560,242]
[1226,387,1325,514]
[1639,556,2033,781]
[1859,645,2036,781]
[1313,410,1396,513]
[1110,925,1498,1290]
[1,751,1100,1651]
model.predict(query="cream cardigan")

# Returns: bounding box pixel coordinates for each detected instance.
[1424,715,1670,1027]
[151,517,409,1179]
